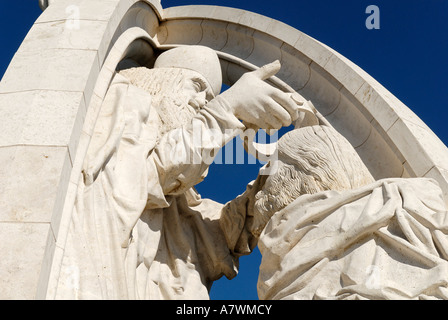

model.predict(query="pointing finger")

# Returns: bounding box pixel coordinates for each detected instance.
[250,60,281,81]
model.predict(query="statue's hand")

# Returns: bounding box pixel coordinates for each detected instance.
[219,60,300,130]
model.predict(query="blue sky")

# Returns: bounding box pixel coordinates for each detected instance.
[1,1,447,300]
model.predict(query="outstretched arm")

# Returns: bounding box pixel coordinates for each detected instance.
[149,61,300,197]
[219,171,268,257]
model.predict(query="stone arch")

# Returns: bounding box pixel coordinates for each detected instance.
[0,0,447,299]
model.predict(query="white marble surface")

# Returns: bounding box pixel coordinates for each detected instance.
[1,0,447,299]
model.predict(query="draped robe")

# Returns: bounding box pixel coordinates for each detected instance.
[56,72,248,299]
[257,178,448,300]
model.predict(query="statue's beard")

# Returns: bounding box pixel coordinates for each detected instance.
[155,94,203,136]
[118,66,207,136]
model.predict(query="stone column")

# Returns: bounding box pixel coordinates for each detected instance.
[0,0,162,299]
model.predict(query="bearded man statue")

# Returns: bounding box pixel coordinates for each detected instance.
[55,45,301,299]
[221,124,448,300]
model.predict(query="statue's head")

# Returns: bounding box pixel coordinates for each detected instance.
[154,45,222,97]
[251,125,374,235]
[119,45,222,135]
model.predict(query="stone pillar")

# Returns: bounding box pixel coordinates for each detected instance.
[0,0,162,299]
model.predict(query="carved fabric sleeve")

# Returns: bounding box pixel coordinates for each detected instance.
[148,96,245,200]
[219,172,266,258]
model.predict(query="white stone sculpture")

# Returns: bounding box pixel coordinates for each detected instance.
[222,125,448,300]
[55,45,302,299]
[2,0,448,300]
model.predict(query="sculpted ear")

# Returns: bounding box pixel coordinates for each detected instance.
[249,60,281,81]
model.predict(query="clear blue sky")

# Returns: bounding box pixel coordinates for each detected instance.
[1,0,447,300]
